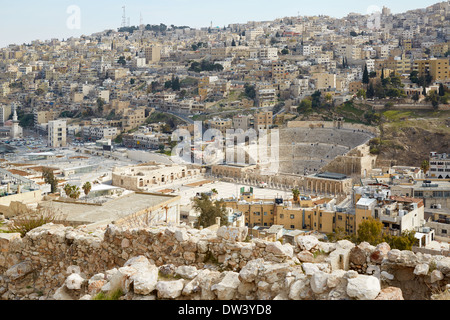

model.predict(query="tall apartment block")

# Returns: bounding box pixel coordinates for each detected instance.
[48,120,67,147]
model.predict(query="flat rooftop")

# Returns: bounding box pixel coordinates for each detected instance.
[39,192,178,226]
[314,172,348,180]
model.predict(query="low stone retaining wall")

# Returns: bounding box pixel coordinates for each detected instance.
[0,223,449,300]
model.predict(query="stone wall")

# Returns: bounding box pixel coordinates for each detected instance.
[0,223,449,300]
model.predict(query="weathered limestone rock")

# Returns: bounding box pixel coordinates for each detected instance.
[65,273,85,290]
[198,270,222,300]
[101,266,136,294]
[430,269,444,283]
[310,271,329,294]
[239,259,264,283]
[216,226,248,242]
[261,262,291,283]
[288,275,311,300]
[88,273,107,295]
[375,287,404,300]
[380,271,395,281]
[175,229,189,242]
[296,235,319,251]
[387,249,402,262]
[346,275,381,300]
[211,271,241,300]
[317,241,336,254]
[349,246,367,266]
[297,250,315,262]
[5,261,34,281]
[53,286,74,300]
[123,256,159,295]
[413,263,429,276]
[370,242,391,264]
[156,279,185,299]
[175,265,198,280]
[436,257,450,276]
[265,241,293,258]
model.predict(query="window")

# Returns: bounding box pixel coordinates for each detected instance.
[338,215,342,221]
[290,214,295,219]
[414,191,423,197]
[442,229,447,234]
[279,214,284,219]
[290,225,295,229]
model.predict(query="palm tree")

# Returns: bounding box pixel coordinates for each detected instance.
[292,188,300,202]
[64,184,72,198]
[82,181,92,197]
[421,160,430,176]
[69,185,81,200]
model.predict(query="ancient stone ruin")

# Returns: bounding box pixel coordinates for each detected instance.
[0,223,449,300]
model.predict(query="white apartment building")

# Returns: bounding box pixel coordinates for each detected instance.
[429,152,450,179]
[246,28,264,41]
[0,105,11,125]
[82,125,119,141]
[302,45,322,56]
[259,47,278,60]
[365,59,375,73]
[48,120,67,147]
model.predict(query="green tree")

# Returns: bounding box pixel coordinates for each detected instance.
[64,184,81,200]
[356,218,384,245]
[356,89,366,99]
[82,181,92,197]
[244,83,256,100]
[311,90,322,108]
[426,91,440,110]
[297,99,313,114]
[362,64,369,86]
[42,168,58,194]
[409,71,419,84]
[438,83,445,96]
[367,82,375,99]
[193,193,229,228]
[383,230,417,251]
[292,188,300,202]
[117,56,126,66]
[421,160,430,175]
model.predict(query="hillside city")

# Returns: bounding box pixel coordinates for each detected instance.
[0,1,449,302]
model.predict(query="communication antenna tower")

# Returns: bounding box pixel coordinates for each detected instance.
[122,6,126,28]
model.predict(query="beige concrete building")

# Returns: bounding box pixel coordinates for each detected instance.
[145,45,161,64]
[254,111,273,132]
[34,110,59,125]
[311,72,336,90]
[413,58,450,82]
[48,120,67,147]
[112,163,202,191]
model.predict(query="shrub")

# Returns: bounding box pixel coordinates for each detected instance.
[8,207,64,237]
[93,288,124,300]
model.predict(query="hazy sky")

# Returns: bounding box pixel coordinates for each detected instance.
[0,0,441,48]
